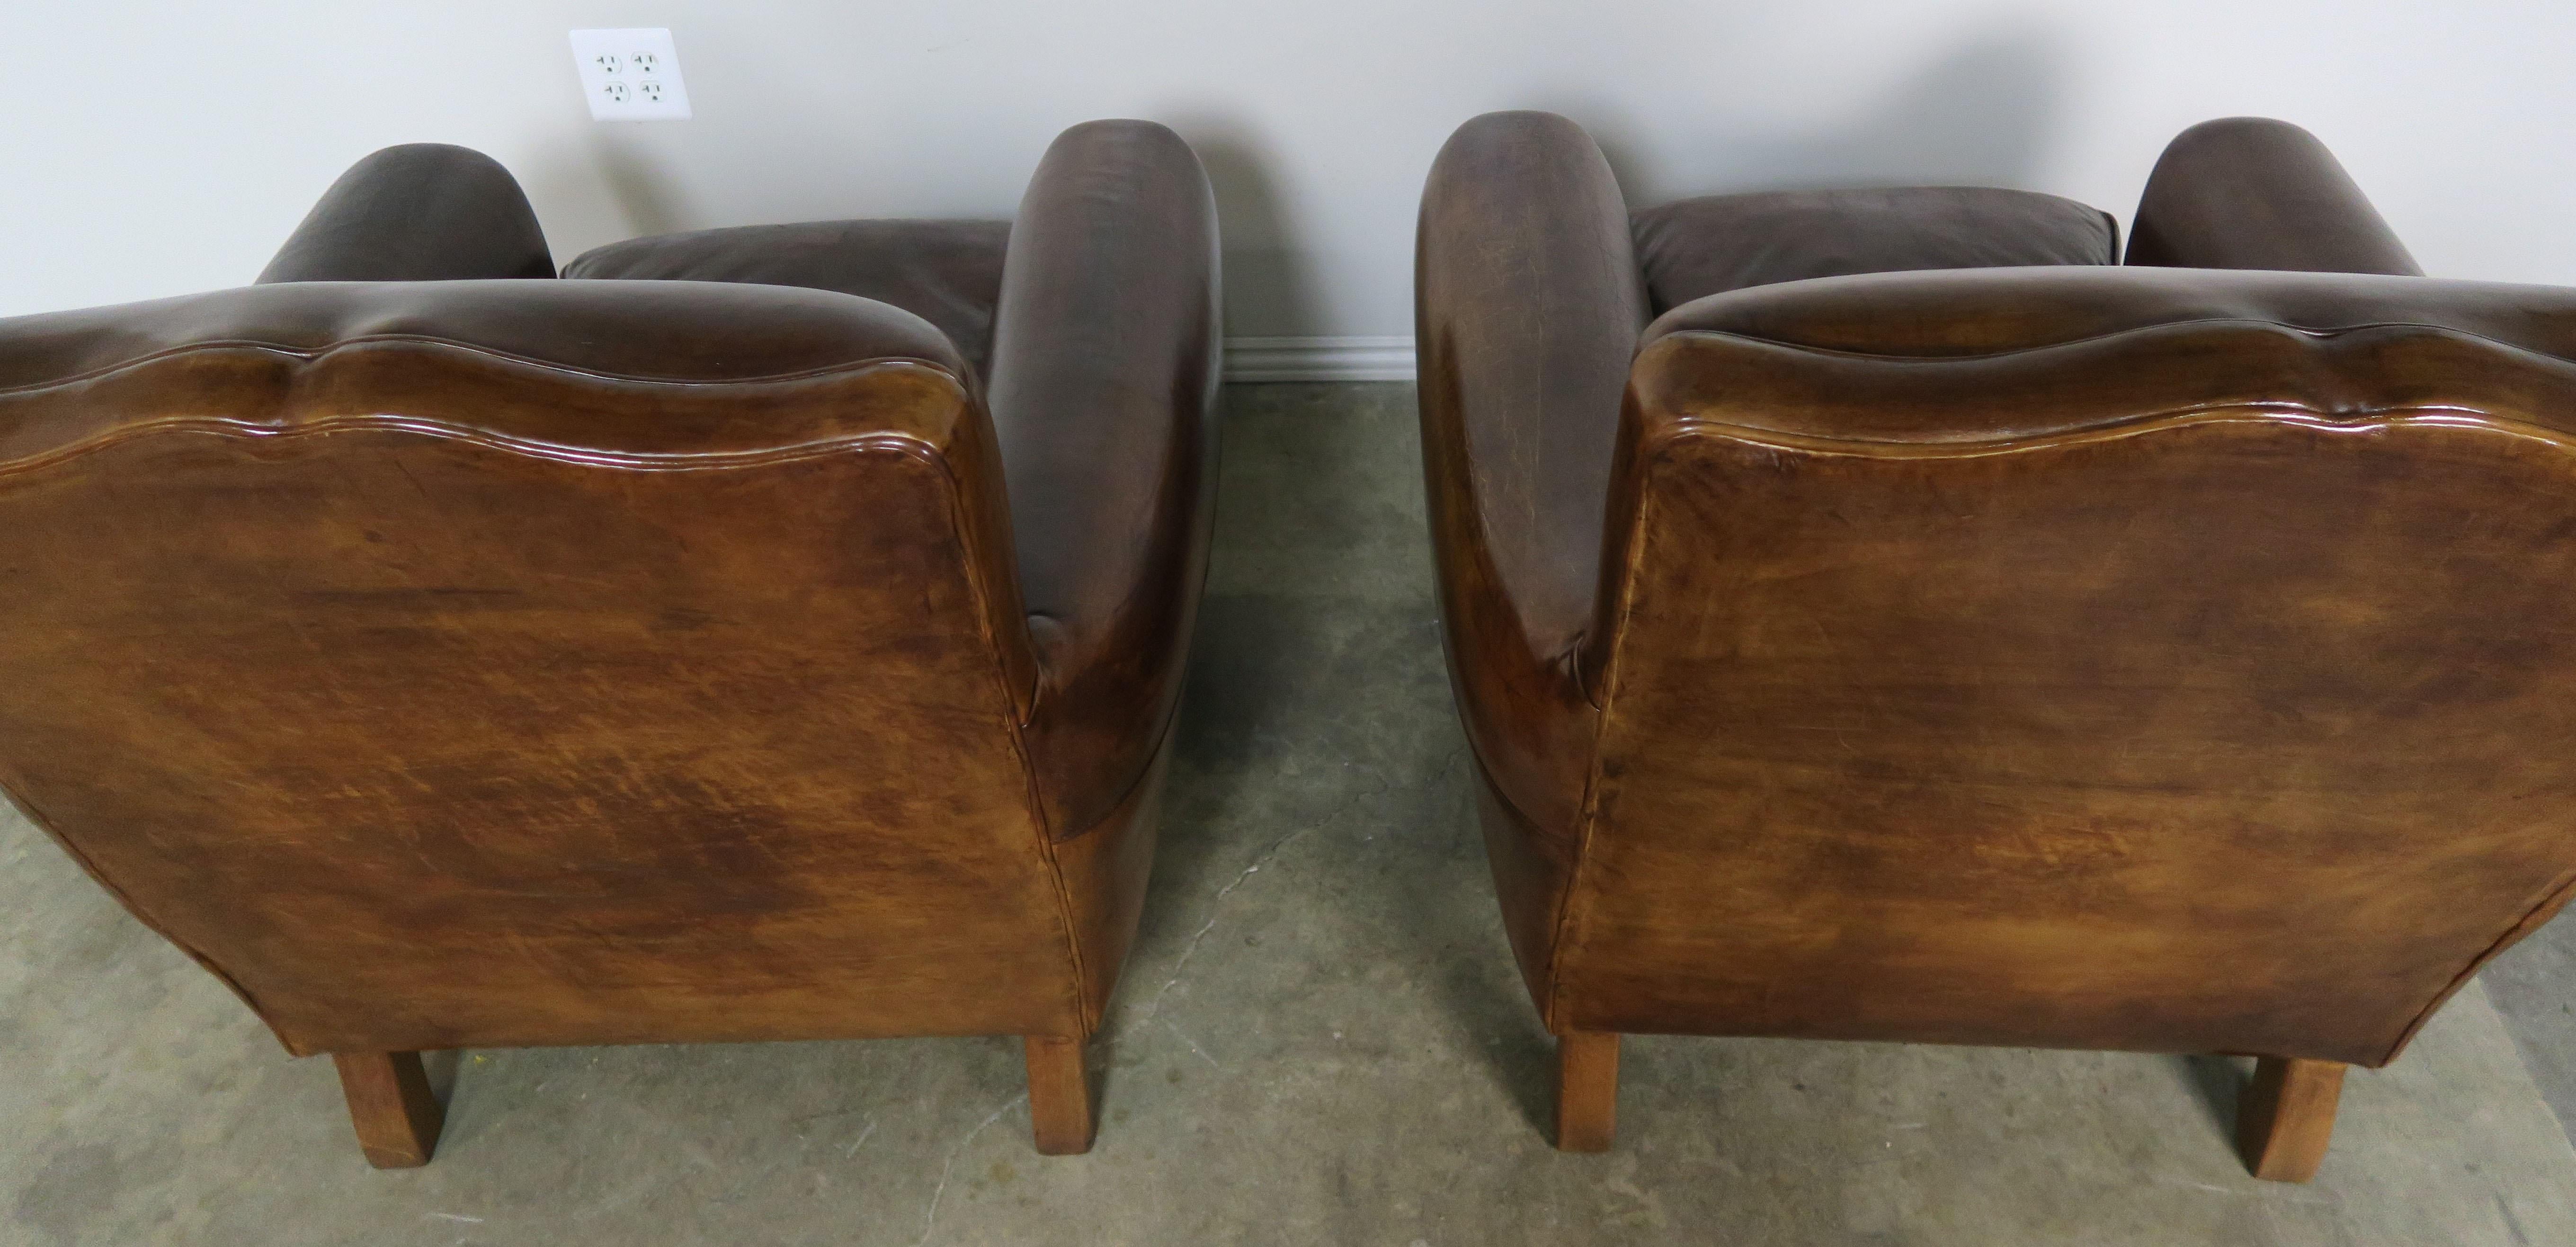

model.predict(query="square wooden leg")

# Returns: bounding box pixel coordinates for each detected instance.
[1555,1032,1620,1152]
[2237,1056,2345,1183]
[332,1051,445,1169]
[1024,1035,1095,1156]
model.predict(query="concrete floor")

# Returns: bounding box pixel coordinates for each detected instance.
[5,382,2575,1245]
[2487,896,2576,1150]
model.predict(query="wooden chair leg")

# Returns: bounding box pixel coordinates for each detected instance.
[2237,1056,2346,1183]
[332,1051,445,1169]
[1555,1032,1620,1152]
[1024,1035,1095,1155]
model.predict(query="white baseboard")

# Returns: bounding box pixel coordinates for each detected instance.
[1224,336,1415,382]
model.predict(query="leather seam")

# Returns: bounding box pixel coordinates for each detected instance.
[1566,634,1603,712]
[921,389,1088,1040]
[0,335,966,397]
[1541,446,1658,1035]
[0,779,293,1054]
[1650,407,2575,461]
[1649,316,2569,365]
[1051,700,1184,847]
[0,417,963,481]
[2377,863,2576,1066]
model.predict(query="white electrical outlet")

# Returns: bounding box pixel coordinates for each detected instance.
[569,29,692,121]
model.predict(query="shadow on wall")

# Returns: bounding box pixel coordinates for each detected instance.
[1162,110,1317,341]
[512,132,696,269]
[1546,29,2070,207]
[517,104,1307,336]
[489,27,2066,321]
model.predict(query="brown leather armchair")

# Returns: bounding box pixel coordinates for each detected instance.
[1418,111,2576,1182]
[0,119,1219,1165]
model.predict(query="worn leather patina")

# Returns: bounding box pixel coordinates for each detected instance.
[0,119,1220,1163]
[1418,111,2576,1178]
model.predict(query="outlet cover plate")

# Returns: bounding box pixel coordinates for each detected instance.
[569,28,692,121]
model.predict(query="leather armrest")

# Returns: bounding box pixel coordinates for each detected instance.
[258,145,556,284]
[2127,117,2419,276]
[1416,111,1644,832]
[986,120,1221,837]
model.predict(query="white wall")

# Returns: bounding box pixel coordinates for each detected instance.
[8,2,2572,347]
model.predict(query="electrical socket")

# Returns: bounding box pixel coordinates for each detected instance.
[568,29,692,121]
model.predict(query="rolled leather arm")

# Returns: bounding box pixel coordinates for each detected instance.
[986,120,1221,837]
[258,144,556,284]
[2127,117,2419,275]
[1416,110,1645,831]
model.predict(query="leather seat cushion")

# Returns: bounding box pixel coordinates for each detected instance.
[1632,187,2118,313]
[565,220,1011,381]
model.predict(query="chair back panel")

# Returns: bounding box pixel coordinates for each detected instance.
[1567,314,2576,1065]
[0,289,1078,1055]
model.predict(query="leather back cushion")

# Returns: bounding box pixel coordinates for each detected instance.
[1631,187,2116,313]
[566,220,1011,382]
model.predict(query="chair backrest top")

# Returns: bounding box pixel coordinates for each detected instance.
[0,277,969,393]
[1645,266,2576,364]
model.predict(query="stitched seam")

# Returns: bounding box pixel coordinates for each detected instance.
[924,394,1089,1040]
[0,335,961,396]
[1052,704,1184,849]
[1542,448,1657,1035]
[1658,407,2575,461]
[0,779,292,1052]
[1652,316,2572,364]
[0,418,960,481]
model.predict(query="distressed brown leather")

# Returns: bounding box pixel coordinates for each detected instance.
[564,220,1013,382]
[259,144,556,284]
[0,120,1217,1063]
[2128,116,2419,275]
[1633,186,2116,313]
[1419,111,2576,1070]
[990,121,1223,842]
[1416,112,1641,996]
